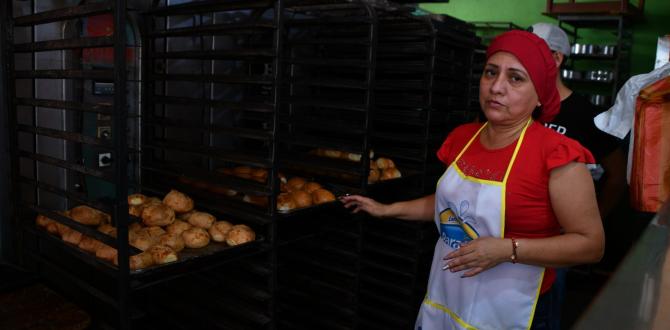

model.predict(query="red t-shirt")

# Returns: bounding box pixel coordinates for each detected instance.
[436,121,595,293]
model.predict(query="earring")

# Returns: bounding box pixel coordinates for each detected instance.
[537,102,542,107]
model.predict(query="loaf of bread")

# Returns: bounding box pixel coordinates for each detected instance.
[128,193,147,207]
[312,189,336,205]
[303,182,322,194]
[376,157,395,170]
[286,177,307,191]
[141,203,176,227]
[291,190,313,208]
[380,167,402,181]
[149,244,178,265]
[95,244,117,264]
[158,233,185,252]
[115,251,154,270]
[61,227,83,245]
[78,236,104,254]
[182,227,210,248]
[209,221,233,242]
[166,220,192,236]
[226,224,255,246]
[187,211,215,229]
[163,189,194,213]
[276,193,297,212]
[69,205,106,226]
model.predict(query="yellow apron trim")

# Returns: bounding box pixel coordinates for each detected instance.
[500,118,533,237]
[524,268,547,330]
[452,163,504,186]
[423,296,479,330]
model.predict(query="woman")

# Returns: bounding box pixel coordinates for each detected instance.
[340,30,604,330]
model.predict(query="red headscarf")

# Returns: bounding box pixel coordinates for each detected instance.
[486,30,560,122]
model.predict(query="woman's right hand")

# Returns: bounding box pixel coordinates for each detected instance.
[339,195,389,218]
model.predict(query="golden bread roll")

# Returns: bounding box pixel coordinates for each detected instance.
[375,157,395,170]
[141,203,176,227]
[158,233,185,252]
[243,194,269,207]
[323,149,342,159]
[163,189,194,213]
[291,190,313,208]
[61,227,83,245]
[368,169,380,184]
[129,204,144,218]
[129,231,155,251]
[114,251,154,270]
[226,224,256,246]
[276,193,297,212]
[303,182,322,194]
[287,177,307,191]
[312,188,336,205]
[370,160,378,170]
[55,221,71,237]
[95,244,117,263]
[35,214,53,228]
[187,211,216,229]
[251,168,268,183]
[149,244,178,264]
[280,182,289,193]
[144,226,166,239]
[97,224,117,237]
[69,205,106,226]
[209,221,233,242]
[78,236,104,254]
[166,220,192,236]
[128,194,147,206]
[182,227,210,249]
[46,221,61,235]
[380,167,402,181]
[343,152,362,162]
[233,166,253,179]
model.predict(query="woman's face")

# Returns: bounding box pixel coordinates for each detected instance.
[479,51,539,124]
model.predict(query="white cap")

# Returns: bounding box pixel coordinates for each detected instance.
[529,23,571,56]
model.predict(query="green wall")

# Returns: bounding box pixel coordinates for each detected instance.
[420,0,670,76]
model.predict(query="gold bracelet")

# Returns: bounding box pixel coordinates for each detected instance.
[510,238,519,264]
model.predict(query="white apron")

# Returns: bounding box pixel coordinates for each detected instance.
[415,120,545,330]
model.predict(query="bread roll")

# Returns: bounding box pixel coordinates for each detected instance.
[35,214,53,228]
[166,220,192,236]
[233,166,253,179]
[95,244,117,263]
[243,194,269,207]
[182,227,210,248]
[70,205,105,226]
[368,169,380,184]
[287,177,306,191]
[187,211,215,229]
[78,236,104,254]
[165,220,193,235]
[149,244,178,264]
[343,152,361,162]
[129,204,144,218]
[276,193,297,212]
[144,226,166,239]
[226,224,256,246]
[375,157,395,170]
[251,168,268,183]
[158,233,185,252]
[46,221,61,235]
[55,221,70,237]
[144,197,162,206]
[61,227,83,245]
[141,203,176,227]
[380,167,402,181]
[163,190,194,213]
[370,160,378,170]
[128,194,147,206]
[129,231,156,251]
[312,188,336,205]
[291,190,313,208]
[323,149,342,159]
[209,221,233,242]
[303,182,322,194]
[41,211,70,235]
[115,251,154,270]
[97,224,117,237]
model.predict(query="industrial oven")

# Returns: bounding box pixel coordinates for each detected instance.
[0,0,481,329]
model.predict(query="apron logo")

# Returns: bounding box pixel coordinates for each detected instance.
[439,201,479,249]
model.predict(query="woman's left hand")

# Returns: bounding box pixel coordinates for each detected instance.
[443,237,510,277]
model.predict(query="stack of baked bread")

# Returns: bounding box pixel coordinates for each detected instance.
[309,148,402,184]
[275,176,336,212]
[35,189,256,271]
[310,148,374,162]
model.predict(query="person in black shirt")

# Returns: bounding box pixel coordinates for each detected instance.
[530,22,628,330]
